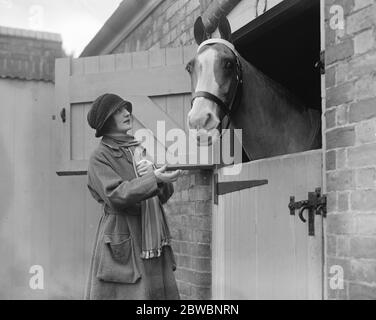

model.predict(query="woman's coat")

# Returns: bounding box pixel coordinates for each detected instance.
[84,136,178,300]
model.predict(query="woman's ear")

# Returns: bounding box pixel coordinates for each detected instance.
[194,16,209,45]
[218,16,232,42]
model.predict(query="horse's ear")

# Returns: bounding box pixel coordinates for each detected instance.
[194,16,209,45]
[218,16,232,42]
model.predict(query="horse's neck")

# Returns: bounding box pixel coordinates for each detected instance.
[240,57,300,122]
[232,57,314,159]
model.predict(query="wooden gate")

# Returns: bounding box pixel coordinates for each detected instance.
[53,46,196,298]
[212,150,324,299]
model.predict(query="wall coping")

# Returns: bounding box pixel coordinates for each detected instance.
[0,25,62,42]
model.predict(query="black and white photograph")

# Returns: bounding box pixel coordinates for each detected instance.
[0,0,375,305]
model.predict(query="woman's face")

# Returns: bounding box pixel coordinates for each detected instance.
[111,105,132,134]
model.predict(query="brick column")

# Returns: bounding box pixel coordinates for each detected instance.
[165,170,212,300]
[325,0,376,299]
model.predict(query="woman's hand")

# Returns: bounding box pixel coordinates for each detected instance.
[136,159,154,177]
[154,165,182,183]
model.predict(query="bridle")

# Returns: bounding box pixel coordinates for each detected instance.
[190,39,243,130]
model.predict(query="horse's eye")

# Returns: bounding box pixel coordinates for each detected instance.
[225,61,234,69]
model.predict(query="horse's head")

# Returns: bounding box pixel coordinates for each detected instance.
[187,16,242,145]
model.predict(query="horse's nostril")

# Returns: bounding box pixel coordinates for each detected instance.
[188,112,214,129]
[203,113,212,128]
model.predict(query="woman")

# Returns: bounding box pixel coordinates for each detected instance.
[85,93,181,300]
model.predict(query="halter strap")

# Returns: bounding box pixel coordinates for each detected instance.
[197,38,240,57]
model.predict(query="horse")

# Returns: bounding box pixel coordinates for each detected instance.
[186,16,321,161]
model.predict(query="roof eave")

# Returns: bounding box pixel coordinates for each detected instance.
[80,0,163,57]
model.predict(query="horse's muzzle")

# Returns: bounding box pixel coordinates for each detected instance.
[188,98,220,131]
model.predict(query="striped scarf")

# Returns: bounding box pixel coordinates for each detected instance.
[131,145,172,259]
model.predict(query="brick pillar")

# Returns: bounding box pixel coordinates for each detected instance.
[164,170,212,300]
[325,0,376,300]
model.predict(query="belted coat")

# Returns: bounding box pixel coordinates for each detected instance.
[84,136,179,300]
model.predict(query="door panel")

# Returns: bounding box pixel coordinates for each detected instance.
[213,150,323,299]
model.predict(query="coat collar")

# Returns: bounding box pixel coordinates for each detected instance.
[101,135,139,150]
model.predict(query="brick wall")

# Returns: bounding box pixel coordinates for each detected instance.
[165,170,212,299]
[0,26,63,82]
[325,0,376,299]
[110,0,213,299]
[112,0,201,53]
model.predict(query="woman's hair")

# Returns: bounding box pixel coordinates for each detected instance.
[101,115,116,136]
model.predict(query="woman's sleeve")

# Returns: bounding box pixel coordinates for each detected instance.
[89,154,159,211]
[157,182,174,204]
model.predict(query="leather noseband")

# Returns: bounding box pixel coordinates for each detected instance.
[191,91,231,116]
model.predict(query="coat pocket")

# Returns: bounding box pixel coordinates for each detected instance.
[96,233,141,284]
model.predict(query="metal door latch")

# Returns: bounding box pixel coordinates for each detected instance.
[288,188,327,236]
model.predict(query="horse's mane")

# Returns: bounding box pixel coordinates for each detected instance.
[239,55,308,113]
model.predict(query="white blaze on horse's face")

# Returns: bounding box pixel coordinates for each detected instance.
[190,48,220,130]
[187,44,238,145]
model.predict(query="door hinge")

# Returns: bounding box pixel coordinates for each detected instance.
[315,50,325,75]
[288,188,327,236]
[214,174,268,205]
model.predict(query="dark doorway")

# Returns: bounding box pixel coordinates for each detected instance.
[233,0,321,111]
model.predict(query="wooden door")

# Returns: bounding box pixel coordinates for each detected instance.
[212,150,324,299]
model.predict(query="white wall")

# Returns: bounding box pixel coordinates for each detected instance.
[0,78,100,299]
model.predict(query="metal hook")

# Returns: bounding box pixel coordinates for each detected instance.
[298,205,309,223]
